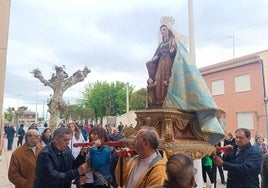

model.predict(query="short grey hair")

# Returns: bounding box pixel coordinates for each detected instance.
[25,129,39,142]
[53,127,71,139]
[140,126,159,149]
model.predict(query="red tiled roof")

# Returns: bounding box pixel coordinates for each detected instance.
[199,49,268,75]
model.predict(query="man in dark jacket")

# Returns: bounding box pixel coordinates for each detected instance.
[213,128,262,188]
[34,127,88,188]
[5,124,16,150]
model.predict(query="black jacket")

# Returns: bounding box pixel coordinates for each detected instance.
[34,142,83,188]
[223,142,262,188]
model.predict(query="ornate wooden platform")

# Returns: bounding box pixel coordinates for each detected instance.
[120,108,215,159]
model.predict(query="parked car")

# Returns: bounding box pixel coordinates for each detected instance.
[37,126,47,135]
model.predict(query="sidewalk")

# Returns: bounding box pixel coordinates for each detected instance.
[0,137,15,188]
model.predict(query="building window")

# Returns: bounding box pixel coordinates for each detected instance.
[211,80,224,95]
[235,74,251,92]
[237,112,254,129]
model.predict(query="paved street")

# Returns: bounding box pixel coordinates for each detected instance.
[0,137,227,188]
[0,138,15,188]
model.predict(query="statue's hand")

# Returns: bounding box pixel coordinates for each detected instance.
[164,79,170,86]
[170,47,175,53]
[151,55,158,62]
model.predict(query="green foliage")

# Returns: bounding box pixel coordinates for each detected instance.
[130,88,147,110]
[63,104,94,121]
[4,106,29,124]
[4,112,13,122]
[80,81,134,117]
[17,106,28,112]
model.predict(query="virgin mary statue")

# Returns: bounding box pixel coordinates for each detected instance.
[146,16,224,144]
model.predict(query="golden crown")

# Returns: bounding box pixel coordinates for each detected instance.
[160,16,175,27]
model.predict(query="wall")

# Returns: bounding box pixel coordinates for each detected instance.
[203,62,266,136]
[0,0,11,156]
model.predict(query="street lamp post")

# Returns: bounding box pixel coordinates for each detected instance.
[35,81,38,123]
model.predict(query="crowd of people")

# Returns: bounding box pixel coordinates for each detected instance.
[4,120,268,188]
[3,17,268,188]
[5,121,194,188]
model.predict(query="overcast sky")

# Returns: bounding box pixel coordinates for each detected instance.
[4,0,268,118]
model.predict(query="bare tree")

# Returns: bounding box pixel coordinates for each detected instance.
[31,65,91,130]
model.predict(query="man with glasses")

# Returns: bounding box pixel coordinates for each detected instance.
[213,128,262,188]
[8,129,43,188]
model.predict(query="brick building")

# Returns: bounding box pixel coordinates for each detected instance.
[200,50,268,138]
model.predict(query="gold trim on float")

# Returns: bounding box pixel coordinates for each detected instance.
[119,108,215,159]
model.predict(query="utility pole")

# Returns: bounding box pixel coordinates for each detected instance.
[126,82,129,113]
[35,82,38,123]
[188,0,196,64]
[188,1,203,187]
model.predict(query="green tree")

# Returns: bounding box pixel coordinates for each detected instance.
[63,104,94,122]
[4,107,15,122]
[81,81,134,121]
[129,88,147,110]
[4,106,29,125]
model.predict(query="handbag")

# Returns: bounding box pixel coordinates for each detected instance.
[87,147,111,187]
[93,170,110,187]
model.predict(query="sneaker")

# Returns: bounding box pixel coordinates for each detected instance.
[0,155,3,161]
[210,183,214,188]
[203,182,206,187]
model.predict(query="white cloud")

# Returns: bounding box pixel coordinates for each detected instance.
[3,0,268,116]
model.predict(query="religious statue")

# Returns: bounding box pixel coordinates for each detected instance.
[146,22,177,108]
[145,16,224,145]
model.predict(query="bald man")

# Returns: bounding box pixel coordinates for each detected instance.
[8,129,43,188]
[115,126,167,188]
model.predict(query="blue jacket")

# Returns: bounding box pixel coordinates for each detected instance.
[223,142,262,188]
[17,126,25,136]
[90,145,113,186]
[5,126,15,138]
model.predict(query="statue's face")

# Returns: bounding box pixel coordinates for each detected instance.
[160,26,169,38]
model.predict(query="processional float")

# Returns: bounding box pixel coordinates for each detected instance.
[118,16,225,159]
[75,16,225,159]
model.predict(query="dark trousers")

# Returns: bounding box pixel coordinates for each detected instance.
[81,183,94,188]
[212,162,225,183]
[7,137,14,150]
[73,178,81,188]
[202,166,214,183]
[17,136,23,146]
